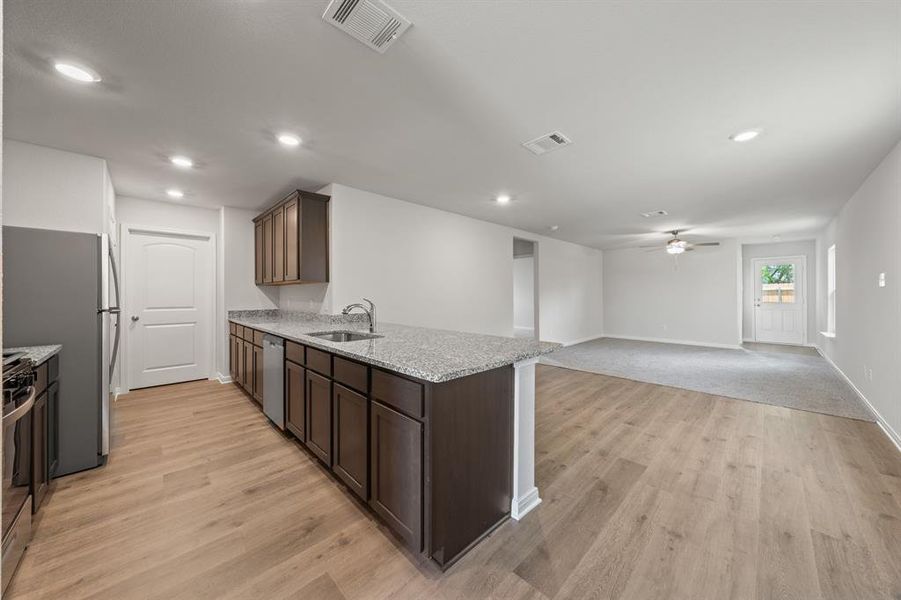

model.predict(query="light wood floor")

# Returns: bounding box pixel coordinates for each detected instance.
[7,366,901,599]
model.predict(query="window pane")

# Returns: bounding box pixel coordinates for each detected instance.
[760,264,796,304]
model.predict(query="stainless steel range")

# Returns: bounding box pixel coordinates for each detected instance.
[2,351,36,594]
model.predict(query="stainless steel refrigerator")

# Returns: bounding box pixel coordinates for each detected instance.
[2,226,121,476]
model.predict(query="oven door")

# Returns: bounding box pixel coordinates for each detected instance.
[2,387,36,540]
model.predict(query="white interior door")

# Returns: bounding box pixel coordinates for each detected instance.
[753,257,805,345]
[125,228,212,389]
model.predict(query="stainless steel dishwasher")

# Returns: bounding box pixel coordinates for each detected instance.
[262,335,285,430]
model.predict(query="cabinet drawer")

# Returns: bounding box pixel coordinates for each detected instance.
[229,322,237,335]
[253,329,265,347]
[34,363,49,397]
[333,356,368,394]
[372,369,423,420]
[306,347,331,377]
[286,341,305,366]
[237,325,246,340]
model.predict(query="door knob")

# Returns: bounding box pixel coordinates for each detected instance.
[131,315,140,322]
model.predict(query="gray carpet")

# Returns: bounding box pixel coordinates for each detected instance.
[542,338,875,421]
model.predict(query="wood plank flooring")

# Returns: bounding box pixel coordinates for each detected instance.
[6,366,901,599]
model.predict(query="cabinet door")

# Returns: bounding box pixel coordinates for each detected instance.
[47,381,60,478]
[286,360,305,441]
[242,341,254,394]
[254,221,263,285]
[263,213,273,284]
[253,344,264,403]
[284,198,299,282]
[32,391,48,513]
[333,383,368,500]
[273,204,285,283]
[229,334,236,380]
[370,401,423,551]
[305,370,332,465]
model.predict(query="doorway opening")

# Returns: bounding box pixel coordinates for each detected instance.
[513,238,538,339]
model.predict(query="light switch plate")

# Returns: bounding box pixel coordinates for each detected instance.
[878,272,886,287]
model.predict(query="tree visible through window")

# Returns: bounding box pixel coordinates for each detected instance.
[760,264,796,303]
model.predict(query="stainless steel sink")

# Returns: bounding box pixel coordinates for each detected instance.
[306,330,382,342]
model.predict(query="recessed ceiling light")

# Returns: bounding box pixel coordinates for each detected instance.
[53,61,101,83]
[166,188,185,199]
[496,194,511,205]
[730,129,760,142]
[169,155,193,169]
[277,133,301,147]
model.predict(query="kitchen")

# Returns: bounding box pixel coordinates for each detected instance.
[4,1,900,599]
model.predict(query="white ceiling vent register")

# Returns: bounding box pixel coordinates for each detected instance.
[521,131,573,155]
[322,0,412,54]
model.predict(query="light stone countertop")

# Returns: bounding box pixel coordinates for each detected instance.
[228,311,559,383]
[6,344,62,366]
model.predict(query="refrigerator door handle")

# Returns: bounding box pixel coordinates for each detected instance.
[108,246,122,374]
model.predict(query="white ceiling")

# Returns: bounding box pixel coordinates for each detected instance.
[4,1,900,249]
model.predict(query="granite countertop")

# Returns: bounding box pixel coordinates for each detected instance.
[228,311,560,383]
[6,344,62,366]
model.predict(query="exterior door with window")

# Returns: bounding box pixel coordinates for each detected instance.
[753,258,805,345]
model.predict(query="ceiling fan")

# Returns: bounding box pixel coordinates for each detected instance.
[641,230,720,254]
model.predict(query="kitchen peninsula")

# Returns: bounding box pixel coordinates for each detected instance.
[227,309,557,569]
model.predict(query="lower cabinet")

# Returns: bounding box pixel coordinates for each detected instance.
[370,401,423,552]
[46,380,59,478]
[241,340,253,395]
[332,383,368,500]
[305,370,332,465]
[286,360,305,441]
[252,345,264,403]
[32,391,48,512]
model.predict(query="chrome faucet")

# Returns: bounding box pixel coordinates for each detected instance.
[342,298,377,333]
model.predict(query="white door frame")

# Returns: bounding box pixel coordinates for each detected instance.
[120,223,217,393]
[512,236,540,340]
[751,254,807,345]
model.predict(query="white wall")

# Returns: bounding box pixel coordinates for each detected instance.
[816,140,900,446]
[281,184,604,344]
[3,139,110,234]
[513,256,534,335]
[741,240,817,343]
[603,241,742,348]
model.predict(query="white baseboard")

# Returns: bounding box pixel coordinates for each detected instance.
[561,333,604,347]
[814,346,901,453]
[216,373,233,384]
[511,487,541,521]
[603,334,742,350]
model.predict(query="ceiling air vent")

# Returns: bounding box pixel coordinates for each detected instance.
[641,210,669,218]
[322,0,412,54]
[522,131,573,155]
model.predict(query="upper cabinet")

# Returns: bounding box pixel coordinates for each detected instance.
[253,190,329,286]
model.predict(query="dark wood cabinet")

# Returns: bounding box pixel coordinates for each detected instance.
[254,221,263,285]
[273,204,285,283]
[305,370,332,465]
[252,190,329,286]
[262,213,273,284]
[46,380,60,478]
[252,344,264,404]
[286,360,305,441]
[32,391,48,512]
[332,383,368,500]
[284,197,299,281]
[224,323,513,570]
[242,340,254,394]
[370,401,423,551]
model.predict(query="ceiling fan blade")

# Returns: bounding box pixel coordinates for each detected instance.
[692,242,720,246]
[683,247,695,252]
[637,245,662,248]
[644,248,662,253]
